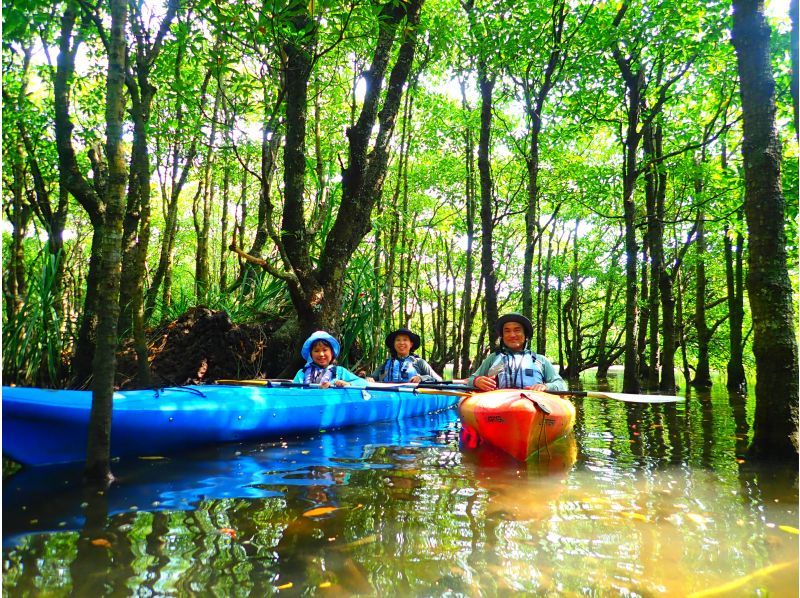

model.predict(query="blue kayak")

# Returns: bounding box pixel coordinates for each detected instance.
[1,382,459,466]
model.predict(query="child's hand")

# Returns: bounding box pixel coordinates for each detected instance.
[408,375,422,383]
[333,380,350,387]
[320,381,331,389]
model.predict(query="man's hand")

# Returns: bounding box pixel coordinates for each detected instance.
[474,376,497,391]
[526,383,547,391]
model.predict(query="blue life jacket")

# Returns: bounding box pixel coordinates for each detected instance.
[303,364,337,385]
[381,356,419,382]
[488,351,544,389]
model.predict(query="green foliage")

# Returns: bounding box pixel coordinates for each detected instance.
[155,270,292,326]
[2,249,65,387]
[2,0,795,385]
[338,247,382,369]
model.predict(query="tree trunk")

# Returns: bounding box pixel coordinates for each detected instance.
[118,91,153,385]
[643,122,661,390]
[3,135,31,326]
[238,88,283,296]
[564,222,581,379]
[70,230,104,388]
[637,235,650,380]
[596,236,624,380]
[791,0,799,139]
[5,45,69,333]
[725,211,747,390]
[116,0,176,388]
[556,277,564,369]
[618,67,643,393]
[86,0,128,483]
[194,83,221,304]
[477,65,499,330]
[536,230,554,355]
[676,270,692,386]
[54,2,107,389]
[732,0,799,460]
[228,0,424,376]
[458,78,477,378]
[693,209,713,389]
[723,134,747,391]
[220,115,232,290]
[145,64,212,316]
[654,125,677,393]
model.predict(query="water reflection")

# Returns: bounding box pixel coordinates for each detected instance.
[3,378,798,596]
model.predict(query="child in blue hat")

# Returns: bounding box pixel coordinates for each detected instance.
[293,331,367,388]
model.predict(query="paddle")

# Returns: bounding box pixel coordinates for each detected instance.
[215,379,470,397]
[545,389,685,404]
[217,379,684,403]
[417,382,685,404]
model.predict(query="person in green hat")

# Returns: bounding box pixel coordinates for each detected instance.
[468,313,566,392]
[368,328,442,384]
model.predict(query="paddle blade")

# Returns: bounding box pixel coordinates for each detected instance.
[588,391,685,404]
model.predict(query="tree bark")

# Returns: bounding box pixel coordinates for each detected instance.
[563,222,581,379]
[86,0,128,483]
[725,210,747,390]
[643,122,661,390]
[4,44,69,337]
[3,123,32,326]
[476,65,499,331]
[611,4,692,393]
[654,125,678,393]
[145,54,212,316]
[237,87,284,296]
[536,229,554,355]
[612,42,643,394]
[596,235,625,379]
[676,270,692,385]
[219,109,232,290]
[791,0,799,139]
[115,0,177,388]
[732,0,799,460]
[54,1,107,389]
[520,0,567,322]
[230,0,424,375]
[693,210,713,389]
[458,79,477,378]
[194,83,221,304]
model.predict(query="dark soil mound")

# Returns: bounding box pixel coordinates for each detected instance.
[117,307,287,389]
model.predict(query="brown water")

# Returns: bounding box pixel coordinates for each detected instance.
[3,375,798,596]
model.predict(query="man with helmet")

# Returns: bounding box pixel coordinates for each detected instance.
[468,313,566,392]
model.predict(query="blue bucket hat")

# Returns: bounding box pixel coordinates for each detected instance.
[301,331,341,363]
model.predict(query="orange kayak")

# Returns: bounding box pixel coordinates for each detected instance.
[459,389,576,461]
